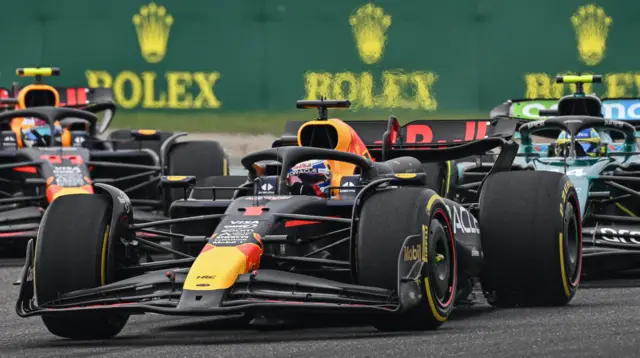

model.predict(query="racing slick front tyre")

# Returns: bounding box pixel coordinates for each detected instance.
[356,187,457,331]
[478,171,582,307]
[34,194,129,340]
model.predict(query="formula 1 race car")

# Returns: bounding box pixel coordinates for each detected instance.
[446,74,640,276]
[16,99,581,340]
[0,67,228,254]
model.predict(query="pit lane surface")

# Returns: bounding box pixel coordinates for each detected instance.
[0,261,638,358]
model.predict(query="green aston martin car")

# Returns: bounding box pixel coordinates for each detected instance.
[446,75,640,277]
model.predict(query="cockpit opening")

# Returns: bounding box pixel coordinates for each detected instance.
[299,124,339,150]
[23,89,57,107]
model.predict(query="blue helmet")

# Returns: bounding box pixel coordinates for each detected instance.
[555,128,603,157]
[286,160,332,197]
[21,118,62,147]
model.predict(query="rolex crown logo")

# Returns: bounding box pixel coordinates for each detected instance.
[571,4,612,66]
[132,2,174,64]
[349,4,392,65]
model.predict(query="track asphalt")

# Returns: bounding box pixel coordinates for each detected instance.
[0,258,638,358]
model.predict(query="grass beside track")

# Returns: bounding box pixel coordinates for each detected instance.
[112,110,488,135]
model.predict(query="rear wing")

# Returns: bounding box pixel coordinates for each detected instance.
[276,117,518,161]
[56,87,114,108]
[495,97,640,140]
[0,86,114,108]
[0,86,116,134]
[493,97,640,122]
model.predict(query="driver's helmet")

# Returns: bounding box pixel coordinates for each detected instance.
[286,160,332,197]
[17,117,62,148]
[555,128,604,157]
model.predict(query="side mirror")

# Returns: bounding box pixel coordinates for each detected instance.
[131,129,161,141]
[161,175,197,200]
[161,175,196,189]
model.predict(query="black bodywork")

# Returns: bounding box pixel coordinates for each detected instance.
[0,106,200,248]
[16,107,522,319]
[452,88,640,275]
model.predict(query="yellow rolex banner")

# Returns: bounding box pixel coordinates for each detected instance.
[0,1,637,113]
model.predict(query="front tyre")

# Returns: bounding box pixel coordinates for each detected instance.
[356,187,457,330]
[479,171,582,307]
[35,194,129,339]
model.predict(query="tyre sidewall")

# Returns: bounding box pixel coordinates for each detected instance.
[420,195,457,323]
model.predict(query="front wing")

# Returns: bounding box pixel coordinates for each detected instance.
[16,236,428,319]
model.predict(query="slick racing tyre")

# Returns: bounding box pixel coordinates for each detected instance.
[356,187,457,330]
[166,140,229,203]
[478,171,582,307]
[34,194,129,339]
[421,161,456,199]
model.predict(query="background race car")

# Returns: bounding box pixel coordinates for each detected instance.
[0,67,229,255]
[448,75,640,277]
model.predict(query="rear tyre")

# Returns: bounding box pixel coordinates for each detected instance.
[356,187,457,331]
[35,194,129,339]
[479,171,582,307]
[166,140,229,203]
[422,161,455,198]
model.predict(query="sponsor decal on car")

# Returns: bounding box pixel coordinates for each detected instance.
[599,227,640,244]
[243,196,292,200]
[117,192,132,213]
[340,181,357,193]
[510,100,558,119]
[421,224,429,262]
[403,244,421,261]
[511,99,640,120]
[52,166,85,187]
[603,100,640,120]
[38,146,78,151]
[259,182,275,194]
[445,204,479,235]
[213,220,260,245]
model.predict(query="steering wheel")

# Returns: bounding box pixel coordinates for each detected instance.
[553,141,588,158]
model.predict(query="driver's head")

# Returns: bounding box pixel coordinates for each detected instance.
[286,160,332,197]
[555,128,604,157]
[19,117,62,147]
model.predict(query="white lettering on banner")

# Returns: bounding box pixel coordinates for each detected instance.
[600,228,640,244]
[445,204,480,235]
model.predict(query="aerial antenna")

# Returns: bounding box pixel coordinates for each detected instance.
[318,96,328,120]
[295,98,351,121]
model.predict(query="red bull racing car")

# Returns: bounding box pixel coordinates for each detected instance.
[0,67,229,254]
[16,99,581,339]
